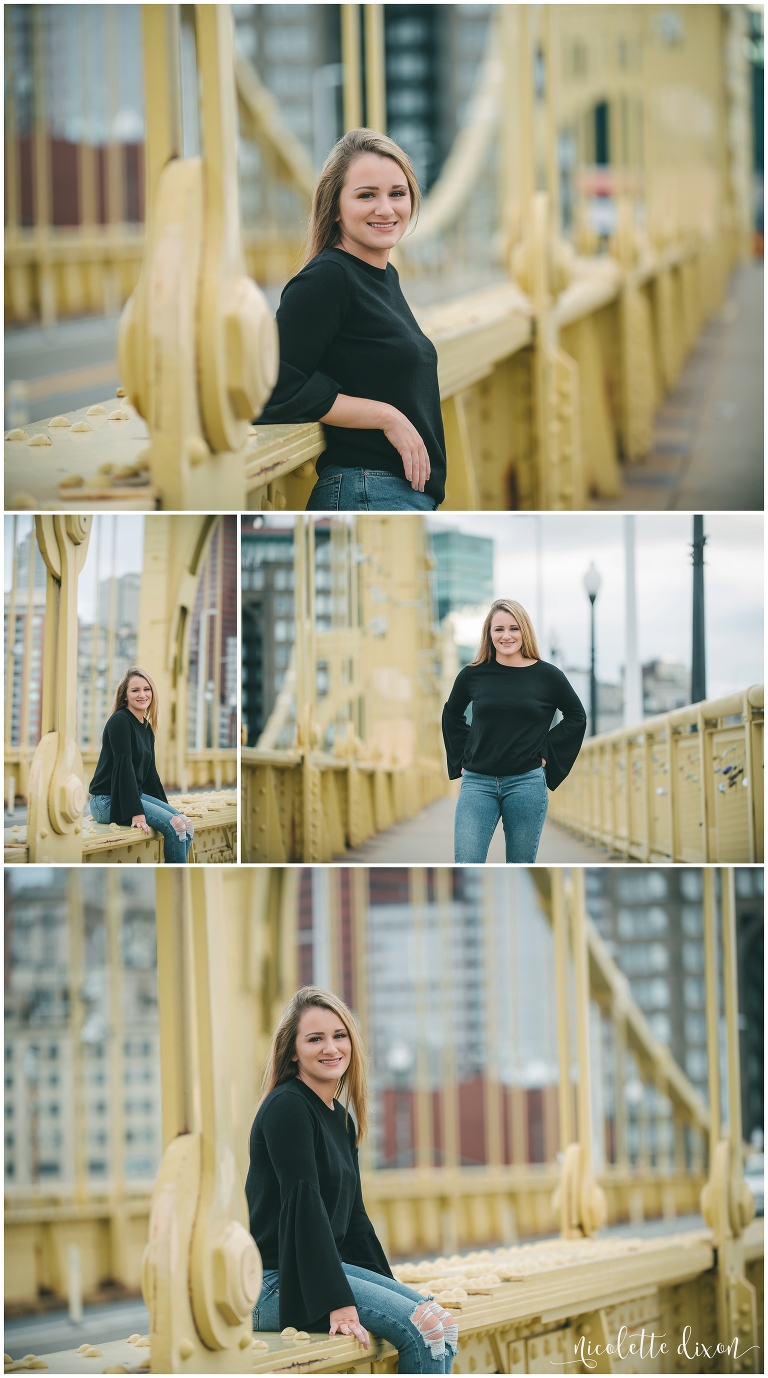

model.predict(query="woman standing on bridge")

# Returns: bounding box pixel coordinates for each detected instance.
[247,987,457,1372]
[442,600,586,863]
[88,668,194,864]
[257,128,446,511]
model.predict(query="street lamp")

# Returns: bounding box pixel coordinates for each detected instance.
[583,562,602,737]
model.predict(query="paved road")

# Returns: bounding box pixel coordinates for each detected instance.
[341,790,617,863]
[594,261,763,512]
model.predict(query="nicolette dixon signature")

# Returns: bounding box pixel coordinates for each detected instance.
[550,1325,759,1370]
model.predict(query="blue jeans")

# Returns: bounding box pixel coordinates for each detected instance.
[253,1265,455,1374]
[454,765,548,862]
[89,794,192,864]
[306,468,438,511]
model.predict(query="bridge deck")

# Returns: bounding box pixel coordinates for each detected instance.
[593,261,763,512]
[341,790,617,863]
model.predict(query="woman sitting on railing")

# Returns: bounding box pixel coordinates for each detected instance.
[88,668,193,864]
[257,128,446,512]
[442,600,587,863]
[247,987,456,1373]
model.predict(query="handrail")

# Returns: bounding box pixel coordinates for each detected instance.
[549,686,764,862]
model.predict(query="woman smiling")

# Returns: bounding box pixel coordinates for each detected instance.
[258,128,446,511]
[442,600,587,863]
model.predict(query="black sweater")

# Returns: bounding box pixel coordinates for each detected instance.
[246,1078,392,1331]
[88,708,168,824]
[442,660,587,790]
[258,247,447,505]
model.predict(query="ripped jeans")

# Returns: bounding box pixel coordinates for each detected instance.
[253,1265,456,1374]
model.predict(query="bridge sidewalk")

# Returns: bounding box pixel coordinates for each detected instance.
[341,791,617,864]
[593,261,763,512]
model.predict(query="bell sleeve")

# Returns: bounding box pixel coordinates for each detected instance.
[260,1094,356,1329]
[142,735,169,806]
[442,667,472,780]
[340,1124,393,1279]
[257,259,349,424]
[104,715,143,823]
[543,670,587,790]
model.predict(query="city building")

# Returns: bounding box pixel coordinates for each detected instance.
[77,573,140,749]
[585,867,764,1142]
[4,870,160,1191]
[429,528,494,624]
[186,516,238,751]
[4,527,47,758]
[642,658,690,716]
[241,519,337,747]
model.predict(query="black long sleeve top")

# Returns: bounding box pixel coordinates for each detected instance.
[442,659,587,790]
[88,707,168,824]
[257,247,448,505]
[245,1078,392,1332]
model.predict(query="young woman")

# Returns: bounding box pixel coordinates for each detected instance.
[88,668,193,864]
[247,987,456,1374]
[257,128,446,512]
[442,600,586,863]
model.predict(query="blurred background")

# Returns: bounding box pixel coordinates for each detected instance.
[3,864,763,1357]
[4,3,764,503]
[4,515,237,839]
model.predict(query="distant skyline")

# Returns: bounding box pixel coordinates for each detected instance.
[425,513,763,702]
[4,514,145,624]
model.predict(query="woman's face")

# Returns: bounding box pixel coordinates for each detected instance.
[126,676,152,716]
[336,153,411,257]
[490,612,524,659]
[292,1006,352,1088]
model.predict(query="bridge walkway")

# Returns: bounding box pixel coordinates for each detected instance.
[593,261,763,512]
[341,789,617,864]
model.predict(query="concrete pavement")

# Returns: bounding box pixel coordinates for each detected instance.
[340,790,617,863]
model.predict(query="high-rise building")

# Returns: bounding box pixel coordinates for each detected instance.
[4,527,47,754]
[429,528,494,623]
[77,573,141,748]
[585,867,763,1140]
[4,870,160,1190]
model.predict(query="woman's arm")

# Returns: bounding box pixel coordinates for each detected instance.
[543,672,588,790]
[257,260,349,424]
[318,395,430,492]
[442,670,472,780]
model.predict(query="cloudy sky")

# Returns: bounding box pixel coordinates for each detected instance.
[425,513,763,700]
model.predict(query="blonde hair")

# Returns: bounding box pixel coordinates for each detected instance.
[471,600,541,665]
[259,986,369,1145]
[111,667,158,733]
[303,128,421,266]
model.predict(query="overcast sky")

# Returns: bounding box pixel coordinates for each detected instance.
[425,513,763,699]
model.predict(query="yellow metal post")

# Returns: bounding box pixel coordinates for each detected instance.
[27,517,92,862]
[145,871,260,1372]
[341,5,363,131]
[68,871,87,1205]
[364,5,387,134]
[551,868,573,1152]
[106,871,127,1284]
[409,868,433,1171]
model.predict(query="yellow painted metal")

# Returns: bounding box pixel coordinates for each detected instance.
[549,686,764,862]
[364,5,387,135]
[341,5,363,132]
[6,865,763,1374]
[241,516,447,861]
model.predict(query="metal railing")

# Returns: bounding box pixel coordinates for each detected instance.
[549,687,764,862]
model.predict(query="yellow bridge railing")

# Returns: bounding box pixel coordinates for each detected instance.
[241,749,447,863]
[549,687,764,863]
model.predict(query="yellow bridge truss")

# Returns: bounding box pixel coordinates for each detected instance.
[3,866,761,1373]
[4,5,756,512]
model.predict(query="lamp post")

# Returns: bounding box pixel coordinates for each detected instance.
[583,562,602,736]
[691,515,707,704]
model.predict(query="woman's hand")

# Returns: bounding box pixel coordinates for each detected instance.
[381,406,431,491]
[329,1305,369,1349]
[131,814,150,835]
[541,757,547,766]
